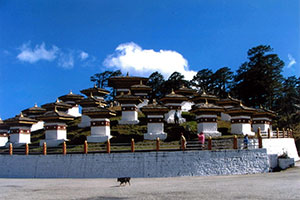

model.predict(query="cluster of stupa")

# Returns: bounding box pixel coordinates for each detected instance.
[0,74,276,147]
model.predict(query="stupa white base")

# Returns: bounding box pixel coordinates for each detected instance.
[87,118,112,143]
[67,106,82,117]
[144,122,167,140]
[39,123,68,147]
[196,115,221,137]
[231,124,255,136]
[252,117,271,133]
[0,136,8,147]
[197,123,221,137]
[78,115,91,128]
[230,116,255,136]
[119,110,139,124]
[31,121,44,132]
[165,110,186,124]
[9,127,31,146]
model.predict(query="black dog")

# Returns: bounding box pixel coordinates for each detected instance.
[117,177,131,186]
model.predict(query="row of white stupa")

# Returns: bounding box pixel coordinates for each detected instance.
[0,75,276,147]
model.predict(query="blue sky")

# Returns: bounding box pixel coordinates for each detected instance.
[0,0,299,119]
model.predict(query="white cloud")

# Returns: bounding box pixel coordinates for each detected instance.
[79,51,89,60]
[58,52,74,69]
[287,54,296,68]
[103,42,196,80]
[17,42,58,63]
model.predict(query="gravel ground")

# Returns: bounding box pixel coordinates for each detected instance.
[0,162,299,200]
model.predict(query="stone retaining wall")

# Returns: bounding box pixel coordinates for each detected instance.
[0,149,270,178]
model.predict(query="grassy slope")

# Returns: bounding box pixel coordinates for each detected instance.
[31,111,233,146]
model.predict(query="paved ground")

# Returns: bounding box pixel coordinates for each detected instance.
[1,163,300,200]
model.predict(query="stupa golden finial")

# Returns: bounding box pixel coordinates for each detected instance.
[54,106,58,113]
[205,98,208,105]
[56,98,60,103]
[171,89,175,94]
[202,89,206,95]
[140,80,143,85]
[240,101,243,106]
[34,103,38,107]
[20,112,24,117]
[89,92,93,98]
[94,84,97,88]
[128,90,131,95]
[69,90,73,94]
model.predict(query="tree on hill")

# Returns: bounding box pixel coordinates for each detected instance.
[147,71,165,100]
[275,76,300,128]
[211,67,233,98]
[90,70,122,88]
[162,72,190,94]
[232,45,284,109]
[191,69,214,93]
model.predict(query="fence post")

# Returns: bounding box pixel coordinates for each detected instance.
[106,139,111,154]
[282,128,285,138]
[233,135,238,149]
[131,138,135,152]
[84,140,88,154]
[208,136,212,150]
[258,136,263,148]
[156,137,160,151]
[267,128,271,138]
[257,127,261,138]
[290,129,293,138]
[43,142,47,155]
[276,128,279,138]
[181,136,186,151]
[62,141,66,155]
[9,143,13,155]
[286,128,291,138]
[25,143,29,155]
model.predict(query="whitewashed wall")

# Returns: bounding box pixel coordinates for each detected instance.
[0,149,269,178]
[262,138,300,161]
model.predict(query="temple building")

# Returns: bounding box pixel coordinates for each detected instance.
[141,100,169,140]
[175,86,197,111]
[192,91,219,104]
[80,85,110,100]
[78,94,105,128]
[0,118,9,147]
[22,103,47,132]
[4,113,37,147]
[42,99,72,112]
[160,89,188,124]
[217,94,240,122]
[226,102,256,136]
[115,91,142,124]
[191,99,224,137]
[58,91,84,117]
[108,74,148,96]
[82,106,116,143]
[38,108,74,147]
[252,106,276,133]
[130,80,151,108]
